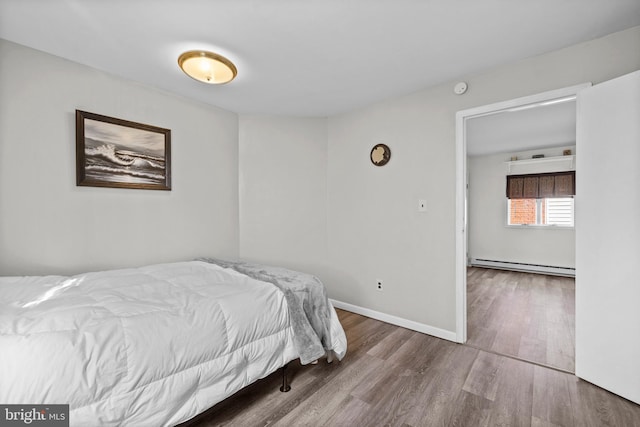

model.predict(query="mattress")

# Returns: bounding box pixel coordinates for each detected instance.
[0,261,347,426]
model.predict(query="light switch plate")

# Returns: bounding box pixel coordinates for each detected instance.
[418,199,427,212]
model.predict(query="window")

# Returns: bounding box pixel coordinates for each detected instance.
[505,170,575,227]
[508,197,574,227]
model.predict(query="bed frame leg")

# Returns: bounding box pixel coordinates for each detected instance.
[280,363,291,392]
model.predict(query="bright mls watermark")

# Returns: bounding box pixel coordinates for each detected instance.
[0,405,68,427]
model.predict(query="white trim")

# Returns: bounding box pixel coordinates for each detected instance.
[455,108,467,343]
[457,84,591,120]
[330,299,457,342]
[455,83,592,344]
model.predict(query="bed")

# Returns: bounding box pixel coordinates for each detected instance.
[0,259,347,426]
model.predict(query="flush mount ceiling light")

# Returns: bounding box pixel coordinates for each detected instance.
[177,50,237,84]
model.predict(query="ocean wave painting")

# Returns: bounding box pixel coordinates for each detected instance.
[77,111,171,190]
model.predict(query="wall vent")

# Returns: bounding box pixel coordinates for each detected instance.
[469,258,575,277]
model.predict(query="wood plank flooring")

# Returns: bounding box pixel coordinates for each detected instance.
[467,267,575,372]
[185,309,640,427]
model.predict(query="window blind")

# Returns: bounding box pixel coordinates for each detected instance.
[506,171,575,199]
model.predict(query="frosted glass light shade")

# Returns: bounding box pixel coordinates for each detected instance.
[178,50,237,84]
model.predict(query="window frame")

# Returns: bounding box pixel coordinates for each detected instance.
[506,196,575,229]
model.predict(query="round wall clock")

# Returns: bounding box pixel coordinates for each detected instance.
[370,143,391,166]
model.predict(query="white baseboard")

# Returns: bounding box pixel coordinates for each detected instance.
[329,299,458,343]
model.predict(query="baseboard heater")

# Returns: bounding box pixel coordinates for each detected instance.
[469,258,575,277]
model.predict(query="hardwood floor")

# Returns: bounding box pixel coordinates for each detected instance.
[186,309,640,427]
[467,267,575,372]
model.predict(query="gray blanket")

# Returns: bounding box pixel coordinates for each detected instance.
[198,258,334,365]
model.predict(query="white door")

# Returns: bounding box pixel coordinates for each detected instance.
[575,70,640,404]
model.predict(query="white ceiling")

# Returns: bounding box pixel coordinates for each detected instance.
[466,99,577,157]
[1,1,639,117]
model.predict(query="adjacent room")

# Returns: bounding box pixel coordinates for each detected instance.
[466,100,577,373]
[1,1,639,426]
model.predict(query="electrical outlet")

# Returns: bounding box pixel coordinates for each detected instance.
[376,280,383,291]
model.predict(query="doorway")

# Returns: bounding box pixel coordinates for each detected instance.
[454,84,590,371]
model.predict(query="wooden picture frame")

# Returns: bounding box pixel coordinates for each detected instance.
[76,110,171,190]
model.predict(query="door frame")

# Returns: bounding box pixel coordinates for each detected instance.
[454,83,591,343]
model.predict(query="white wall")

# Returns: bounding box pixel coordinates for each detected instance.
[468,145,576,268]
[0,39,239,275]
[238,115,328,276]
[325,26,640,333]
[3,26,640,338]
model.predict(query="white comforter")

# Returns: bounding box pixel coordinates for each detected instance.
[0,261,347,426]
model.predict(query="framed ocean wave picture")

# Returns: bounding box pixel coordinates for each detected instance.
[76,110,171,190]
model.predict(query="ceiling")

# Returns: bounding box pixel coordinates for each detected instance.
[466,99,577,157]
[1,1,639,117]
